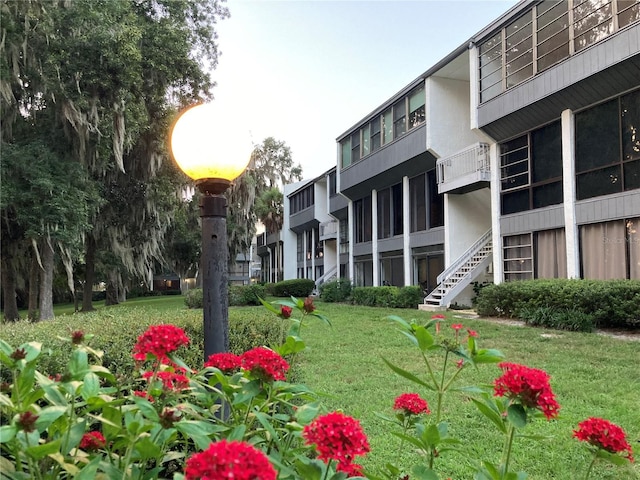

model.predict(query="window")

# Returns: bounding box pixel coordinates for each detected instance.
[351,131,361,164]
[536,0,570,71]
[377,184,403,239]
[409,86,426,128]
[290,185,315,214]
[354,195,372,243]
[503,234,533,281]
[505,11,533,88]
[410,174,427,232]
[354,255,373,286]
[341,138,351,169]
[371,117,381,152]
[380,251,404,286]
[500,121,563,214]
[362,124,370,157]
[580,218,640,279]
[478,1,639,103]
[339,218,349,254]
[392,183,403,235]
[535,228,567,278]
[414,246,444,293]
[479,32,503,102]
[382,108,393,145]
[328,171,337,196]
[575,89,640,200]
[297,233,303,262]
[393,99,406,139]
[428,170,444,227]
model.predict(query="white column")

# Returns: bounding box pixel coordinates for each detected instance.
[303,231,308,278]
[490,142,503,283]
[469,43,480,130]
[348,200,354,284]
[311,228,316,280]
[372,189,379,286]
[562,109,580,278]
[403,176,411,286]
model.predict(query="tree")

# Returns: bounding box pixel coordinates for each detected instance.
[226,137,302,261]
[255,187,285,234]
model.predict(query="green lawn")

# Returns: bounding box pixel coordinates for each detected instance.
[2,296,638,479]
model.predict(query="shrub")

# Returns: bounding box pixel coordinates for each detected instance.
[519,306,595,332]
[476,279,640,328]
[396,286,424,309]
[228,284,267,306]
[0,307,287,384]
[351,286,379,306]
[272,279,315,297]
[184,288,203,308]
[319,278,352,303]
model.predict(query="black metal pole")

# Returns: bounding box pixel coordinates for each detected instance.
[199,192,229,361]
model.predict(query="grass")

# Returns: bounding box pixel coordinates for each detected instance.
[1,296,638,479]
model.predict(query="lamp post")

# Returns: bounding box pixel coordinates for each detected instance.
[170,103,252,360]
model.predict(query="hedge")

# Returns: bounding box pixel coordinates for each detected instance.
[351,285,423,309]
[319,279,352,303]
[0,306,287,383]
[475,279,640,329]
[271,279,315,298]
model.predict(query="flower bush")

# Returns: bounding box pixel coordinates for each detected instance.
[0,299,635,480]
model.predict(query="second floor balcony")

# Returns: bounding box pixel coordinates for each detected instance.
[436,142,490,194]
[319,220,338,241]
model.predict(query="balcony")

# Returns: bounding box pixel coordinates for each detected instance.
[319,220,338,241]
[436,142,490,194]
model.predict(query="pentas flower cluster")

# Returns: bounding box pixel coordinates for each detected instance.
[240,346,290,381]
[280,305,293,318]
[142,369,190,392]
[184,440,276,480]
[80,431,106,451]
[494,362,560,420]
[573,417,634,462]
[393,393,431,415]
[133,324,189,362]
[303,411,370,473]
[204,352,241,373]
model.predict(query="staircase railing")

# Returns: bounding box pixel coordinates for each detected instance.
[436,229,492,285]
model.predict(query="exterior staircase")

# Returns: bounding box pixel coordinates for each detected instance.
[422,229,492,308]
[312,265,338,296]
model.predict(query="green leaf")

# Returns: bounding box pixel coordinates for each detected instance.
[387,315,412,330]
[311,312,332,327]
[133,436,162,460]
[0,392,14,408]
[254,411,281,448]
[227,424,246,441]
[25,438,62,460]
[414,325,434,351]
[412,465,440,480]
[81,372,100,400]
[35,405,68,431]
[74,456,104,480]
[259,297,283,315]
[507,404,527,429]
[382,357,433,390]
[471,398,507,434]
[422,424,441,446]
[276,336,307,356]
[294,458,325,480]
[295,401,321,424]
[132,396,159,422]
[472,349,505,364]
[175,422,214,450]
[0,425,17,443]
[68,349,89,378]
[595,448,631,466]
[21,342,42,363]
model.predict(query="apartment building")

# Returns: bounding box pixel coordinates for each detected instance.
[274,0,639,307]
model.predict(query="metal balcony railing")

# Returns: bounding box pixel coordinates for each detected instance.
[436,143,490,193]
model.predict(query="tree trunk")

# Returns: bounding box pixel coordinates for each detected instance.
[82,235,96,312]
[105,271,119,306]
[117,272,126,303]
[1,255,20,321]
[28,253,39,321]
[38,238,55,321]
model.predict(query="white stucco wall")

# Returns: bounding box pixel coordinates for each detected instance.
[426,76,478,158]
[444,188,492,267]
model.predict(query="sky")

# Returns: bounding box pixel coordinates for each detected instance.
[210,0,519,180]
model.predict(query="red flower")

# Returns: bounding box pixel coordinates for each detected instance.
[184,439,276,480]
[431,313,446,319]
[280,305,293,318]
[303,411,370,464]
[240,347,289,381]
[303,296,316,313]
[160,408,182,429]
[16,411,38,432]
[132,324,190,362]
[467,329,478,338]
[10,348,26,360]
[204,352,241,373]
[393,393,431,415]
[337,461,364,477]
[494,362,560,420]
[142,369,189,392]
[71,330,85,345]
[456,359,464,369]
[573,417,634,462]
[80,431,106,451]
[133,390,153,401]
[451,324,463,331]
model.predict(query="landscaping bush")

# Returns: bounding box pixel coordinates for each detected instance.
[228,284,267,306]
[476,279,640,328]
[396,285,424,308]
[184,288,203,308]
[271,278,315,297]
[0,307,287,384]
[519,306,595,332]
[319,278,352,302]
[342,285,424,308]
